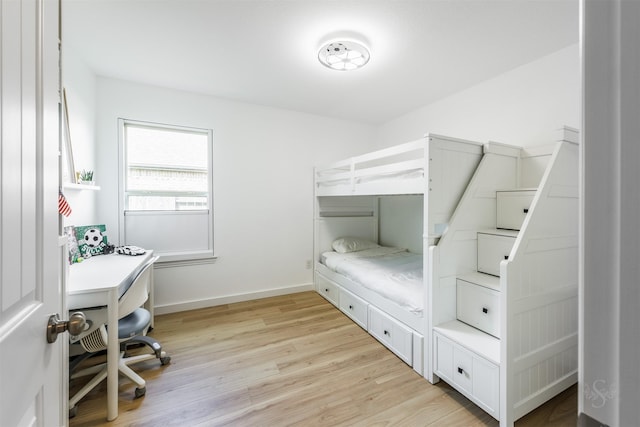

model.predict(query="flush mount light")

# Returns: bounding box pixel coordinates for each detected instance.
[318,40,370,71]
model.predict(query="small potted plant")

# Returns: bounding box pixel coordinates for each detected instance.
[77,169,94,185]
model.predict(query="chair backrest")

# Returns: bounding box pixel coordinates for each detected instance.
[118,256,158,319]
[77,256,159,352]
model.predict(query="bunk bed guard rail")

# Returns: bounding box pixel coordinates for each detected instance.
[315,138,427,196]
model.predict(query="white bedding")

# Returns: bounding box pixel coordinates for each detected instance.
[317,168,424,187]
[321,247,423,315]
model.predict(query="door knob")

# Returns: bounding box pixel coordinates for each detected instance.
[46,312,86,343]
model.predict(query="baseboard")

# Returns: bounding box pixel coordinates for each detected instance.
[154,283,315,315]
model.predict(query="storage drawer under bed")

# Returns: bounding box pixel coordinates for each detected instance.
[339,288,369,329]
[316,273,339,307]
[368,305,413,365]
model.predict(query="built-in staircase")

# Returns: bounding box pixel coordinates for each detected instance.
[430,131,579,426]
[458,189,535,339]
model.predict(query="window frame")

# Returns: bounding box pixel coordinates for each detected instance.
[118,118,214,263]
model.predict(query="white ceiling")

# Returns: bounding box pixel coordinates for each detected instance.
[63,0,578,124]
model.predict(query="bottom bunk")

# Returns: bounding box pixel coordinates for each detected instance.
[315,237,425,375]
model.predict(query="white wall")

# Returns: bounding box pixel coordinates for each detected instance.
[94,78,376,312]
[376,44,580,148]
[61,46,99,226]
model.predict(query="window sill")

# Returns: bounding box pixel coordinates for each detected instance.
[63,183,101,191]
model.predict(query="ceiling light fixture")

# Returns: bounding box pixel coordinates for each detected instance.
[318,40,370,71]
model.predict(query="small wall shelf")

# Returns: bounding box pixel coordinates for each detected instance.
[63,183,101,191]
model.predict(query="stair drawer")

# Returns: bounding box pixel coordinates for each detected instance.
[368,305,413,365]
[434,333,500,419]
[457,279,501,338]
[339,288,368,329]
[496,190,535,230]
[316,273,339,307]
[477,232,516,277]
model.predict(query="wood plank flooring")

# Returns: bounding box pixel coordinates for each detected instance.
[69,291,577,426]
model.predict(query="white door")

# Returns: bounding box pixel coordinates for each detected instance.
[0,0,64,426]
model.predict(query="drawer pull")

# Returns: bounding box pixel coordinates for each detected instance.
[325,288,329,292]
[523,208,529,213]
[349,305,353,310]
[504,255,509,260]
[482,307,489,314]
[383,330,390,336]
[457,367,464,375]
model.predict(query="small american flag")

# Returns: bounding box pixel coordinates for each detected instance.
[58,191,72,217]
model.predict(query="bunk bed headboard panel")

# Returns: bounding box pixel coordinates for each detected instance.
[314,194,379,260]
[314,217,378,261]
[379,195,423,254]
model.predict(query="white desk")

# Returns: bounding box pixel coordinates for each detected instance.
[67,251,155,421]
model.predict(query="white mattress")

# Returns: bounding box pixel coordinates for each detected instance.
[321,247,423,315]
[317,168,424,187]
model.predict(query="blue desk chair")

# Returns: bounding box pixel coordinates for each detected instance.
[69,257,170,417]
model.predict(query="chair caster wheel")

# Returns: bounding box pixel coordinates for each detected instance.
[69,406,78,418]
[160,356,171,365]
[134,387,146,399]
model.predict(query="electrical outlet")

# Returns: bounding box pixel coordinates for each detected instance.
[305,259,312,269]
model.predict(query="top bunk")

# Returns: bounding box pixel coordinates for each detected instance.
[314,134,484,197]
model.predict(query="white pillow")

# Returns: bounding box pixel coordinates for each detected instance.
[332,237,379,253]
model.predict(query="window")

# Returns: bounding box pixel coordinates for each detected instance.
[119,119,214,262]
[124,124,209,211]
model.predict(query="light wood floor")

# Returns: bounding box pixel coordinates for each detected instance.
[69,291,577,426]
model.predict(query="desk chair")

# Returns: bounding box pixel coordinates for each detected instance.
[69,257,170,417]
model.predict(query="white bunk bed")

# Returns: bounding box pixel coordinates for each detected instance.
[429,127,579,426]
[314,134,485,375]
[314,128,579,426]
